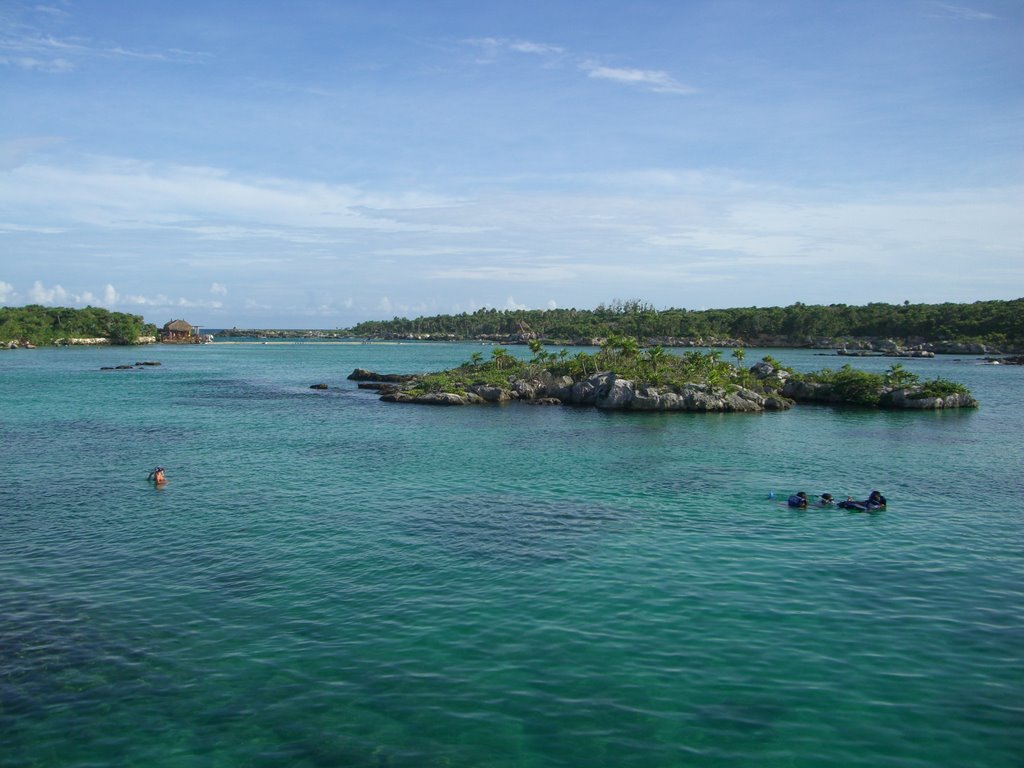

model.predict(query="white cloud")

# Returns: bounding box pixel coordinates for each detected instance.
[33,6,73,19]
[504,296,527,310]
[463,38,694,95]
[0,55,74,72]
[17,280,223,311]
[210,282,228,296]
[546,299,558,310]
[507,40,565,56]
[925,3,997,21]
[0,221,65,234]
[0,158,460,236]
[580,62,697,94]
[464,37,564,57]
[121,293,223,309]
[0,23,209,72]
[0,280,17,303]
[429,265,577,282]
[0,136,64,170]
[28,280,72,304]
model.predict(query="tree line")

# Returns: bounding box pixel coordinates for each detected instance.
[346,298,1024,348]
[0,305,158,345]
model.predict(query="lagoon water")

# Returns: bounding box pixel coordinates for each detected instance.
[1,342,1022,767]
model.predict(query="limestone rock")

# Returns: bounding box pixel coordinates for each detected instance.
[347,368,417,382]
[413,392,467,406]
[781,380,842,403]
[470,384,512,402]
[595,376,635,409]
[880,389,978,409]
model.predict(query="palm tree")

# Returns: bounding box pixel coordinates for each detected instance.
[572,351,591,378]
[646,345,667,376]
[617,335,640,358]
[885,362,919,388]
[491,346,513,370]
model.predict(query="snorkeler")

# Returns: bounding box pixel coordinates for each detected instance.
[839,490,886,511]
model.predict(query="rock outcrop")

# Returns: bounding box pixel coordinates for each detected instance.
[878,389,978,409]
[781,380,978,409]
[367,369,794,412]
[354,362,976,412]
[347,368,418,383]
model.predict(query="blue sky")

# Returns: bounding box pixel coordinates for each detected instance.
[1,0,1022,327]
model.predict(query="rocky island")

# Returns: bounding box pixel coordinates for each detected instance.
[345,339,977,413]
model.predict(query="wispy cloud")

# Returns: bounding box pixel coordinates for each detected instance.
[0,54,73,71]
[0,221,65,234]
[428,265,578,282]
[0,136,64,170]
[924,3,997,21]
[32,5,71,19]
[464,37,565,57]
[121,291,224,309]
[463,37,695,95]
[375,296,431,317]
[0,7,209,73]
[0,157,461,236]
[1,35,208,71]
[579,61,697,94]
[507,40,565,55]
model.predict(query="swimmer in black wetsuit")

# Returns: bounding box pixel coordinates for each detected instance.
[839,490,886,510]
[787,491,808,508]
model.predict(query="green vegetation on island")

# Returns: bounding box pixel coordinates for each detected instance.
[356,338,977,412]
[796,362,972,406]
[344,298,1024,352]
[407,337,760,396]
[0,305,157,346]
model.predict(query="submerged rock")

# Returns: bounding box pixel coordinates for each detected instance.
[411,392,469,406]
[347,368,417,382]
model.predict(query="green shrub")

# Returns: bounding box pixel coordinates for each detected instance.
[802,364,885,406]
[911,378,972,400]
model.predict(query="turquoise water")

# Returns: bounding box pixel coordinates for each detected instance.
[2,342,1022,767]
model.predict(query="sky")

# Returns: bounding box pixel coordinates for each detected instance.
[1,0,1022,328]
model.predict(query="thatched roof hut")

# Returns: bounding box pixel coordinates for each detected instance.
[161,319,198,342]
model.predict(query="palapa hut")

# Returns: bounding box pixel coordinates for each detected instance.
[161,319,202,343]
